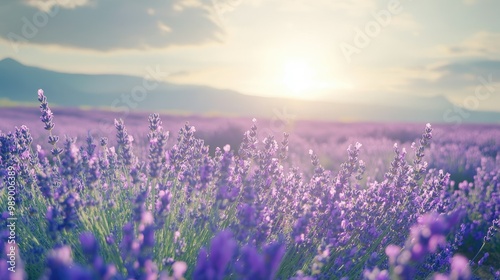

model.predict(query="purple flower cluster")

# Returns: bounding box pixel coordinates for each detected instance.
[365,211,464,279]
[0,89,498,279]
[194,230,285,280]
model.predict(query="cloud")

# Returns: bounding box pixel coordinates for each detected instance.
[406,60,500,95]
[435,60,500,77]
[438,31,500,58]
[211,0,242,15]
[0,0,224,51]
[24,0,94,11]
[384,59,500,112]
[435,60,500,111]
[271,0,377,16]
[391,12,420,32]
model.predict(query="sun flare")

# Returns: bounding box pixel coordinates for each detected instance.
[282,59,315,94]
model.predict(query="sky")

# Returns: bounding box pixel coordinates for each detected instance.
[0,0,499,112]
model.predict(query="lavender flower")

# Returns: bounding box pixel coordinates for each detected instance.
[194,230,237,280]
[1,110,498,280]
[433,255,471,280]
[367,210,464,280]
[115,118,136,166]
[38,89,55,131]
[44,246,94,280]
[237,242,285,280]
[148,113,169,178]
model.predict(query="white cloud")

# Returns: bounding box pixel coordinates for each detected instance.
[391,12,420,32]
[23,0,95,11]
[271,0,377,16]
[0,0,223,51]
[438,31,500,58]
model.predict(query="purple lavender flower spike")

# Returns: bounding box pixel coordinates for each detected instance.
[45,246,93,280]
[194,230,237,280]
[262,242,286,279]
[38,89,55,131]
[79,232,98,257]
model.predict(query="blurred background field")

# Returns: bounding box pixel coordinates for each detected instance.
[2,105,499,187]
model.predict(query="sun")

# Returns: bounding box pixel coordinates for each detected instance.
[282,59,315,94]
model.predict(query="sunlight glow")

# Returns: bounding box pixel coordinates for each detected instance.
[282,60,315,94]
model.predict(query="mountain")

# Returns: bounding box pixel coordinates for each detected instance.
[0,57,499,123]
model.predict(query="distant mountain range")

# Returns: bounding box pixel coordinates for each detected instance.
[0,57,499,123]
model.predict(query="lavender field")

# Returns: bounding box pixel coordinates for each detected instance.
[0,90,499,279]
